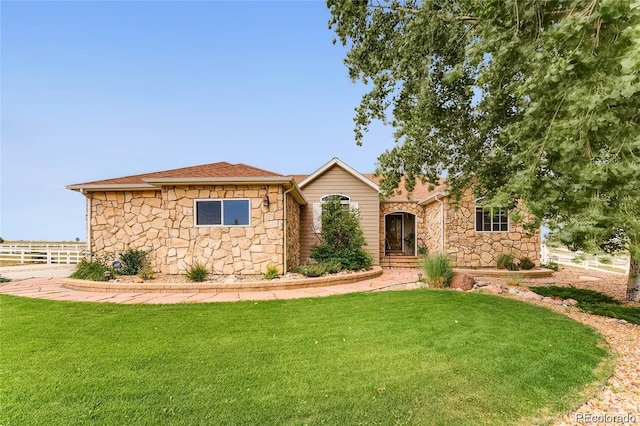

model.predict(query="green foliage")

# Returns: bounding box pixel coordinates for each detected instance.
[137,264,155,281]
[324,259,343,274]
[541,262,559,272]
[184,262,209,283]
[519,257,535,270]
[310,197,372,271]
[418,245,428,256]
[0,275,10,283]
[497,254,516,270]
[571,253,587,264]
[329,0,640,282]
[530,286,620,306]
[420,252,453,288]
[71,259,116,282]
[298,263,327,278]
[118,248,149,276]
[529,286,639,325]
[262,264,280,280]
[598,256,613,265]
[0,236,4,244]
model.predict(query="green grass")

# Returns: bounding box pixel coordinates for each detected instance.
[530,286,640,325]
[0,291,611,425]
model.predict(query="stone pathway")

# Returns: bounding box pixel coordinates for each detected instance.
[0,269,420,304]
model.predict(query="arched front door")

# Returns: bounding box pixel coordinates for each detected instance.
[384,212,417,256]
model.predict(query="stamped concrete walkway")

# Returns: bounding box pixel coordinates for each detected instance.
[0,269,420,304]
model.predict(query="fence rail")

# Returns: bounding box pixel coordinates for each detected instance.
[540,244,629,275]
[0,244,86,265]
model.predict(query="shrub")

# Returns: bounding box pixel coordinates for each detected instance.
[137,264,155,281]
[418,245,428,256]
[496,253,517,271]
[519,257,535,270]
[541,262,559,271]
[263,264,280,280]
[119,248,149,276]
[299,263,327,278]
[0,236,4,244]
[71,259,116,281]
[598,256,613,265]
[324,259,343,274]
[420,252,453,288]
[529,286,620,305]
[309,197,371,271]
[0,275,11,283]
[184,262,209,282]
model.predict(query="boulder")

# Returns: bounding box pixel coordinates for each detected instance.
[450,274,475,291]
[562,298,578,306]
[519,291,544,301]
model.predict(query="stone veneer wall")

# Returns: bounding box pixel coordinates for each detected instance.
[89,184,289,275]
[285,192,301,272]
[423,201,443,255]
[379,202,425,258]
[443,189,540,267]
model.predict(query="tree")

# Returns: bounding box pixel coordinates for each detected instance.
[310,197,372,270]
[328,0,640,300]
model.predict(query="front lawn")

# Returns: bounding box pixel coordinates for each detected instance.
[0,290,611,425]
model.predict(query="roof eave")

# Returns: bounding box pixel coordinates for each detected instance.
[418,191,446,205]
[65,183,156,192]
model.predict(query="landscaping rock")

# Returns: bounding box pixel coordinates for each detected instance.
[508,288,521,295]
[479,284,503,294]
[132,276,144,283]
[223,275,238,284]
[450,273,475,291]
[542,296,554,303]
[519,291,544,301]
[563,298,578,306]
[475,281,489,287]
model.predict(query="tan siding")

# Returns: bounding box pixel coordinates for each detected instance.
[299,165,380,265]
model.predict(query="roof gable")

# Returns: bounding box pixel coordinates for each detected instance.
[297,158,379,191]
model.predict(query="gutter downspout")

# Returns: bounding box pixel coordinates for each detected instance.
[435,195,445,252]
[81,189,92,259]
[283,188,293,274]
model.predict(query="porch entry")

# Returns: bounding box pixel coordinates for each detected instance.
[384,212,417,256]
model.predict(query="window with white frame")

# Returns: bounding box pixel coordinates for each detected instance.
[312,194,357,233]
[195,199,250,226]
[475,205,508,232]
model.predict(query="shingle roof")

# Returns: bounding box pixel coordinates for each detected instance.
[71,162,285,187]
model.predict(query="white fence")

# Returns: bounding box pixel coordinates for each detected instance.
[540,244,629,275]
[0,244,86,265]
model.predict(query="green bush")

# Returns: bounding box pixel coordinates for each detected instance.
[137,264,155,281]
[496,253,517,270]
[71,259,116,281]
[119,248,149,276]
[0,275,11,283]
[541,262,559,271]
[310,197,371,271]
[299,263,327,278]
[420,252,453,288]
[263,264,280,280]
[598,256,613,265]
[519,257,535,270]
[184,262,209,282]
[324,259,343,274]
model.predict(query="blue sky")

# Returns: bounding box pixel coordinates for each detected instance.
[1,1,395,241]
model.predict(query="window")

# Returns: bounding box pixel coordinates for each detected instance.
[475,206,508,232]
[313,194,356,233]
[195,199,250,226]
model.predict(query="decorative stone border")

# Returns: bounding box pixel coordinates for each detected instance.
[63,266,383,293]
[453,268,554,278]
